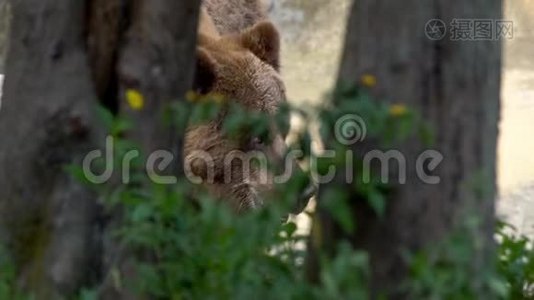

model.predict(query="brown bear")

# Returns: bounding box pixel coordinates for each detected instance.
[184,0,306,213]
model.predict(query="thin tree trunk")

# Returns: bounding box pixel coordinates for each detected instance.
[0,0,199,298]
[308,0,502,297]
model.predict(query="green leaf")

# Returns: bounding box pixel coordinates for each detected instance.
[368,188,386,217]
[111,117,133,136]
[131,203,154,223]
[418,122,436,147]
[79,289,98,300]
[322,188,355,234]
[283,222,298,238]
[95,105,114,131]
[63,164,93,186]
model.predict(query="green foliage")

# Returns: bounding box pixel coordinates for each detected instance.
[405,218,507,299]
[318,242,369,299]
[496,222,534,299]
[79,89,531,299]
[405,218,534,300]
[1,86,532,300]
[321,187,354,234]
[318,85,422,218]
[90,171,369,299]
[79,99,369,298]
[0,245,31,300]
[114,185,300,298]
[326,84,422,147]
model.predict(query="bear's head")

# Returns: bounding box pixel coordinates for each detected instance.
[194,21,283,112]
[184,21,308,213]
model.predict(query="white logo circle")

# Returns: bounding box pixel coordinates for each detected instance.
[425,19,447,41]
[335,114,367,145]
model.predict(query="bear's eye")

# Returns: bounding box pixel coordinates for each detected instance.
[247,130,271,150]
[251,137,264,147]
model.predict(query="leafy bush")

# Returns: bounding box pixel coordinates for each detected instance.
[0,244,28,300]
[496,222,534,299]
[81,89,532,299]
[1,88,533,299]
[71,94,371,298]
[406,218,507,299]
[90,179,369,299]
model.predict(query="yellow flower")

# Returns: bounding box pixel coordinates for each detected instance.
[126,89,144,111]
[389,104,408,117]
[210,93,226,104]
[186,90,200,102]
[360,74,377,88]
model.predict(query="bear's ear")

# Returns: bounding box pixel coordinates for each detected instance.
[239,21,280,71]
[193,47,217,94]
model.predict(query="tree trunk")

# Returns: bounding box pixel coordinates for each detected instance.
[0,0,10,73]
[0,0,199,298]
[309,0,502,297]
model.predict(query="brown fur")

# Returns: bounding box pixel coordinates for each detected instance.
[202,0,268,35]
[184,0,289,212]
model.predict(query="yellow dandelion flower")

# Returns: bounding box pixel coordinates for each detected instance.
[360,74,377,88]
[389,104,408,117]
[186,90,199,102]
[126,89,144,111]
[210,93,226,104]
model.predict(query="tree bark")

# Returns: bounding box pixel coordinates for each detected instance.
[0,0,199,298]
[309,0,502,297]
[118,0,200,165]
